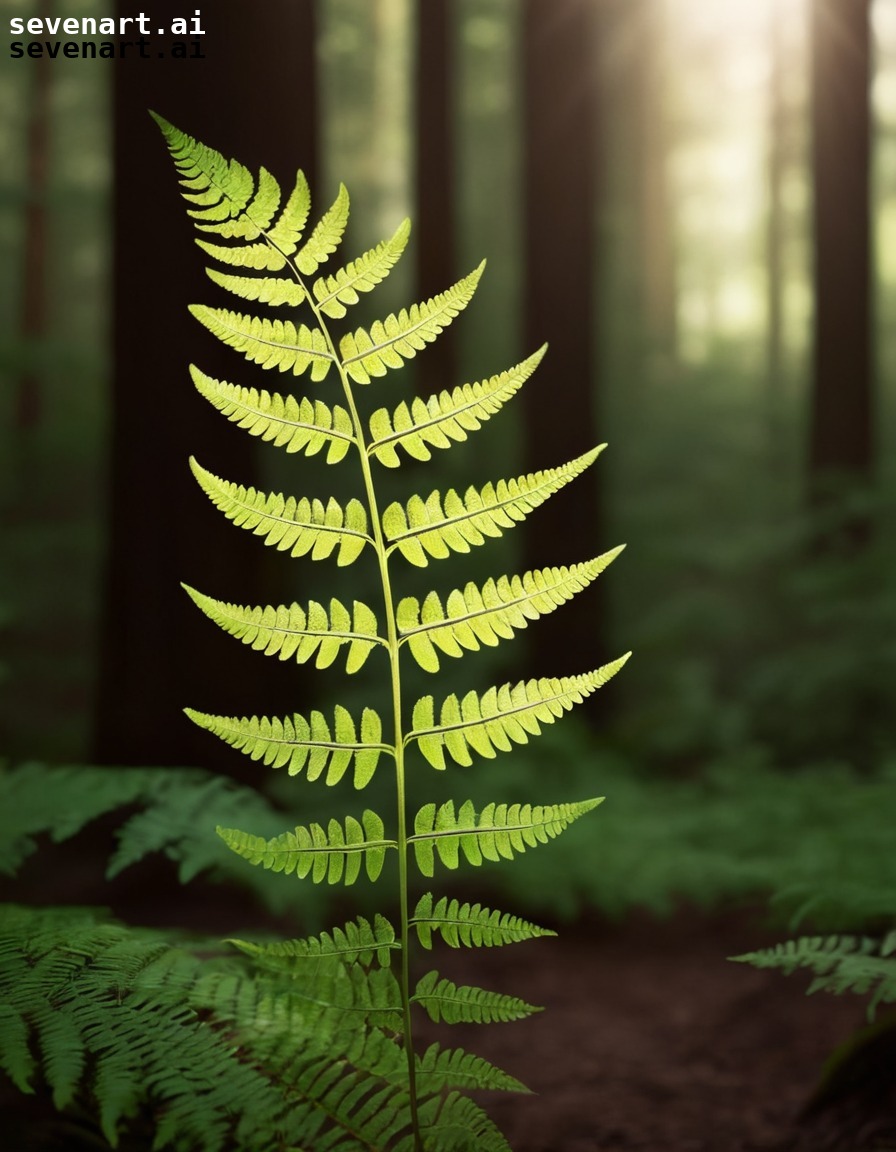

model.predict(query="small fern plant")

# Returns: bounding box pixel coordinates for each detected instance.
[154,112,629,1151]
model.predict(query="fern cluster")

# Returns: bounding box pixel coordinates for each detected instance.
[151,112,628,1150]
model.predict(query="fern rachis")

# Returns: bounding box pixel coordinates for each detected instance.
[154,112,629,1151]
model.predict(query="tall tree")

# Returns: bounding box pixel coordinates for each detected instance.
[95,0,319,768]
[808,0,874,545]
[521,0,608,689]
[414,0,457,394]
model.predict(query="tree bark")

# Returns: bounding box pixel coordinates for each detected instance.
[95,0,319,767]
[414,0,457,394]
[521,0,609,692]
[808,0,874,546]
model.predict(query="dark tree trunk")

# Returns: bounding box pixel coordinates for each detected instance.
[414,0,456,395]
[95,0,319,768]
[521,0,610,698]
[808,0,874,547]
[16,0,52,436]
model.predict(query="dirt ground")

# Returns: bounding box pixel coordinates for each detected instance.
[415,907,896,1152]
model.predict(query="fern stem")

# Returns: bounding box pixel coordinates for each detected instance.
[299,279,424,1151]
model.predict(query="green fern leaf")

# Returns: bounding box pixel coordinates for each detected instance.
[190,305,333,381]
[384,447,605,566]
[184,705,386,788]
[367,347,546,468]
[195,236,290,271]
[415,1091,513,1152]
[411,798,602,876]
[732,932,896,1019]
[0,1005,33,1092]
[151,113,256,233]
[218,811,395,884]
[190,457,371,565]
[410,658,631,768]
[411,893,555,950]
[415,1042,529,1094]
[230,914,398,969]
[339,263,485,384]
[183,585,382,673]
[312,217,411,318]
[397,549,624,672]
[265,169,312,255]
[190,366,355,461]
[204,268,307,307]
[293,183,350,276]
[413,971,540,1024]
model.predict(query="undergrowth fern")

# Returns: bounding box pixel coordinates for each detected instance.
[150,113,629,1151]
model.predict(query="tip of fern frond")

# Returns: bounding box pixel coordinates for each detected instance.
[148,109,175,136]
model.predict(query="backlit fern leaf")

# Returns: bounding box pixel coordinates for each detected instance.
[190,457,371,565]
[367,347,546,468]
[411,894,555,950]
[409,659,631,768]
[339,263,485,384]
[185,705,386,788]
[190,365,355,461]
[293,183,350,276]
[218,811,394,884]
[230,914,399,969]
[413,971,540,1024]
[397,550,624,672]
[732,932,896,1019]
[313,217,412,318]
[205,267,307,307]
[190,305,333,380]
[383,447,604,566]
[411,799,602,876]
[183,584,382,673]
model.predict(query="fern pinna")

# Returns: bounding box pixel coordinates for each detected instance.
[154,112,629,1151]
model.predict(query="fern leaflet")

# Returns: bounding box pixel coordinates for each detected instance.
[190,305,333,380]
[411,894,555,949]
[410,659,631,768]
[183,584,382,673]
[411,798,603,876]
[218,811,394,884]
[230,915,399,969]
[412,971,541,1024]
[313,217,412,318]
[397,551,624,672]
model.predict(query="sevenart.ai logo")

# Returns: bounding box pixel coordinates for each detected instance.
[9,9,207,60]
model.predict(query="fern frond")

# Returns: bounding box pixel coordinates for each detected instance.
[384,447,605,567]
[411,893,555,950]
[312,218,412,318]
[265,169,312,255]
[411,798,602,876]
[397,550,624,672]
[183,585,382,673]
[190,365,355,462]
[413,971,540,1024]
[185,705,387,789]
[230,914,398,969]
[190,305,333,380]
[339,263,485,384]
[414,1042,529,1094]
[732,931,896,1019]
[368,347,546,468]
[409,658,631,768]
[218,811,395,884]
[190,457,371,565]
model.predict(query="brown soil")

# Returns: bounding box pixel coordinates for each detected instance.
[415,907,896,1152]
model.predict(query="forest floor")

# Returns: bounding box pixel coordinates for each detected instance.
[416,906,896,1152]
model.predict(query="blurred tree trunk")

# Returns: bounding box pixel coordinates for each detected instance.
[521,0,609,698]
[415,0,457,394]
[765,0,785,470]
[808,0,874,548]
[16,0,52,437]
[95,0,319,768]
